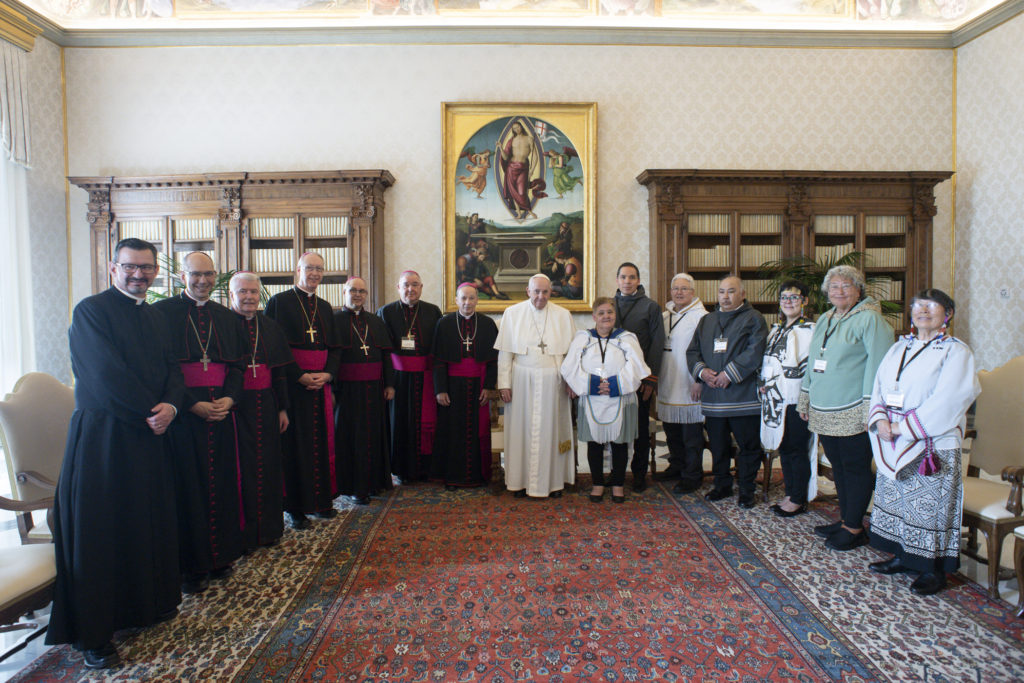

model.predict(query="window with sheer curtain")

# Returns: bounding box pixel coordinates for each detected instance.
[0,39,34,395]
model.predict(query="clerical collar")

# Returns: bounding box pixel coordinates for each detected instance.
[458,311,475,319]
[345,306,363,315]
[295,286,315,298]
[114,286,145,305]
[184,291,209,307]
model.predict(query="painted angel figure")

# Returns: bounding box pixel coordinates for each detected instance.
[545,147,584,199]
[457,149,491,198]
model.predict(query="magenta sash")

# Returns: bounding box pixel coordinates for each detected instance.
[338,362,383,382]
[181,361,227,387]
[446,358,491,477]
[243,364,272,391]
[391,354,437,456]
[291,348,336,487]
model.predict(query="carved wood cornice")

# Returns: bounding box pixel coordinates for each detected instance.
[638,169,954,186]
[0,3,41,52]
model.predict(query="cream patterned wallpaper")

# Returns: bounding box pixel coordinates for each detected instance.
[61,44,953,353]
[956,11,1024,371]
[25,37,71,384]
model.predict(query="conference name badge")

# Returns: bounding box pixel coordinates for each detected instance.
[813,359,828,373]
[401,338,416,351]
[885,392,905,409]
[713,338,728,354]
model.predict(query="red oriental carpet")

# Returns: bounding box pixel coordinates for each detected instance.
[11,481,1024,682]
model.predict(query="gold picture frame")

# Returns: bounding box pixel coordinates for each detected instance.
[442,101,596,313]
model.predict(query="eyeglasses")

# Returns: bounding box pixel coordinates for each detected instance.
[185,270,217,279]
[671,286,694,292]
[827,282,856,292]
[115,263,157,274]
[779,295,802,303]
[347,288,368,295]
[911,301,945,312]
[301,265,325,273]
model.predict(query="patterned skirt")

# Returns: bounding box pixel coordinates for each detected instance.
[868,447,962,574]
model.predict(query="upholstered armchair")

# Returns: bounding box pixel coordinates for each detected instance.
[0,373,74,544]
[962,356,1024,600]
[0,493,55,646]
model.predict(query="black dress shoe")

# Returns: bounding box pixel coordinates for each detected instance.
[589,489,604,502]
[83,642,120,670]
[826,528,869,551]
[910,572,947,596]
[773,503,808,518]
[869,556,907,575]
[549,490,563,499]
[632,478,648,493]
[737,494,756,509]
[445,484,457,491]
[353,495,371,505]
[673,480,700,494]
[209,564,234,580]
[512,489,527,498]
[653,468,682,481]
[612,494,625,504]
[813,520,842,538]
[287,512,311,530]
[314,508,338,519]
[704,488,733,502]
[181,574,209,595]
[155,607,178,624]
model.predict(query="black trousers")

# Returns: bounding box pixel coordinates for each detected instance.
[705,414,762,496]
[819,432,873,530]
[588,441,628,487]
[663,421,705,487]
[629,392,653,477]
[778,405,812,505]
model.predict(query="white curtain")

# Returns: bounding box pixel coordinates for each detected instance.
[0,148,34,395]
[0,40,31,166]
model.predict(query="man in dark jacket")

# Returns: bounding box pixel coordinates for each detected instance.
[613,262,665,491]
[686,276,768,508]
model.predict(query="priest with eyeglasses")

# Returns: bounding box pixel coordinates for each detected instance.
[334,277,395,505]
[153,251,247,594]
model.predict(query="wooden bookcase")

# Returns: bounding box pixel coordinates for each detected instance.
[636,170,952,330]
[71,170,395,310]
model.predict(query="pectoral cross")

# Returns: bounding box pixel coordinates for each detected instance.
[248,357,259,378]
[201,354,211,372]
[537,340,547,352]
[463,337,473,353]
[359,342,370,357]
[306,326,317,343]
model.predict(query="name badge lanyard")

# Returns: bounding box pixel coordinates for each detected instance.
[402,303,420,351]
[767,317,801,357]
[665,308,690,351]
[814,311,849,372]
[712,316,730,355]
[597,335,610,378]
[889,337,939,402]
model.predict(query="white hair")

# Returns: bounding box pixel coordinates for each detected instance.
[229,271,260,290]
[670,272,695,288]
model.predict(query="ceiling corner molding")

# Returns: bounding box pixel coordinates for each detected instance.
[0,1,42,51]
[952,0,1024,46]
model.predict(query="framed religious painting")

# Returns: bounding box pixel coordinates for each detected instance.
[442,102,597,313]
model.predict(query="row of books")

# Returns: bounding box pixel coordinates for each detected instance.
[814,215,855,234]
[173,219,216,241]
[739,244,782,268]
[250,249,295,272]
[873,278,904,301]
[865,215,907,235]
[119,220,164,243]
[248,216,350,239]
[864,247,907,268]
[814,244,855,261]
[688,214,730,234]
[688,246,731,268]
[739,215,783,234]
[304,216,349,238]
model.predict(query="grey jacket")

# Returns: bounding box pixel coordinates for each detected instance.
[686,301,768,417]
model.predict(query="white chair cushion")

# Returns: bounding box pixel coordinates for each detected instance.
[0,544,55,613]
[963,478,1021,522]
[1014,525,1024,541]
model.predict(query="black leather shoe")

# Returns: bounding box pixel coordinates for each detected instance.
[445,485,457,491]
[512,489,527,498]
[181,574,209,595]
[910,572,947,596]
[209,564,233,580]
[653,468,681,481]
[314,508,338,519]
[773,503,808,518]
[155,607,178,624]
[704,488,733,502]
[826,528,869,551]
[287,512,311,530]
[869,556,907,575]
[589,488,604,503]
[612,494,625,504]
[83,642,120,669]
[737,494,756,509]
[813,521,842,538]
[673,480,700,494]
[549,490,563,499]
[632,477,648,493]
[353,495,371,505]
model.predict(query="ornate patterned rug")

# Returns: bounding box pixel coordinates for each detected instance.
[11,480,1024,682]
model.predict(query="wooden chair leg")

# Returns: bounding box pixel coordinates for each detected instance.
[1014,536,1024,618]
[985,527,1001,600]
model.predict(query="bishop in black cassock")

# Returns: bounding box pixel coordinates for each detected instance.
[48,240,183,668]
[229,272,296,549]
[154,263,247,591]
[376,271,443,483]
[432,283,499,488]
[334,277,395,504]
[263,253,342,528]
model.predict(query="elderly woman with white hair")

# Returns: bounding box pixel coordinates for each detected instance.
[655,273,708,493]
[797,265,893,552]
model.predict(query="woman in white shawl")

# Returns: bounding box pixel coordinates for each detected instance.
[655,273,708,493]
[759,280,817,517]
[561,297,651,504]
[866,289,980,596]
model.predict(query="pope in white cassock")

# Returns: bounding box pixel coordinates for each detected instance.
[495,274,577,498]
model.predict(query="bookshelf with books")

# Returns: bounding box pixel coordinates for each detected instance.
[637,170,952,333]
[72,170,394,310]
